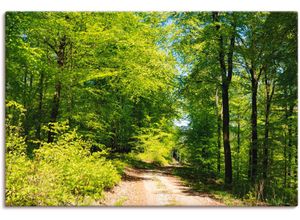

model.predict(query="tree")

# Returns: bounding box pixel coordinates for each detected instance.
[235,13,267,183]
[212,12,236,186]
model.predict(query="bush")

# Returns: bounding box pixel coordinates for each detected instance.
[6,129,121,206]
[5,103,121,206]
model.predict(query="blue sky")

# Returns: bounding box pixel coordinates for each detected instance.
[174,118,190,127]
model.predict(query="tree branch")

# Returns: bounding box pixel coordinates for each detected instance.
[44,39,58,55]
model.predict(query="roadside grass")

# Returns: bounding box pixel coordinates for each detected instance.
[111,153,159,170]
[114,196,128,206]
[171,166,247,206]
[166,198,181,206]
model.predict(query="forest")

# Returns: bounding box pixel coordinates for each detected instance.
[5,12,297,206]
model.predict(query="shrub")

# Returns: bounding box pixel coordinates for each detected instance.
[5,103,121,206]
[6,128,121,206]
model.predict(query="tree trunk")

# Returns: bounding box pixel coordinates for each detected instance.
[215,87,222,175]
[23,69,29,137]
[262,74,274,180]
[47,35,67,142]
[287,103,294,186]
[222,82,232,185]
[47,81,62,142]
[36,71,44,140]
[284,133,287,188]
[250,68,258,183]
[284,100,288,187]
[237,107,241,181]
[213,12,235,186]
[263,100,270,180]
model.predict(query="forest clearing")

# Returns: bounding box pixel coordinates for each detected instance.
[5,12,297,206]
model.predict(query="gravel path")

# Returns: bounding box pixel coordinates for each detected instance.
[101,167,224,206]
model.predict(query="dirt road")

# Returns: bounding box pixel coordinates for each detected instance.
[101,167,224,206]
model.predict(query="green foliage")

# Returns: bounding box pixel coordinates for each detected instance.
[5,100,27,154]
[133,118,175,166]
[179,111,217,171]
[6,108,121,206]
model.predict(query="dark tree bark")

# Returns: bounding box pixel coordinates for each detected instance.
[250,70,258,183]
[47,35,67,142]
[213,12,235,186]
[222,82,232,185]
[248,65,263,183]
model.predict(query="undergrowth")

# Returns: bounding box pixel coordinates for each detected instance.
[172,166,297,206]
[5,101,122,206]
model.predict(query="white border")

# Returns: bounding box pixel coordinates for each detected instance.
[0,1,299,220]
[0,0,299,11]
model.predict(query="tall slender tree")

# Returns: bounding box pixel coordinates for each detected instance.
[212,12,236,185]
